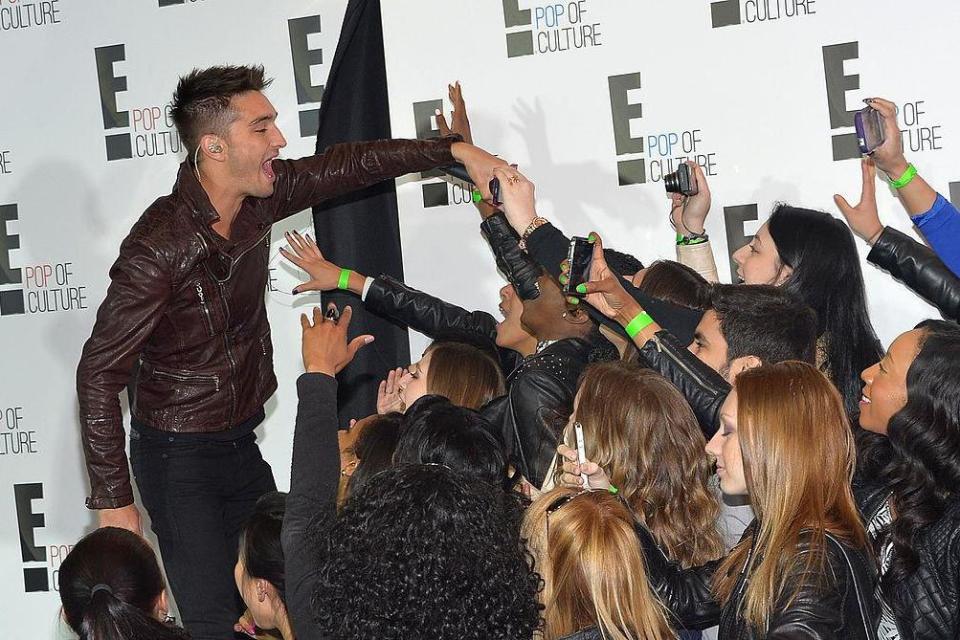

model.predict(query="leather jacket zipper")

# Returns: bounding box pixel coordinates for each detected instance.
[152,368,220,392]
[195,282,216,335]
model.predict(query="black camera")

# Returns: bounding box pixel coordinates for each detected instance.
[663,163,699,197]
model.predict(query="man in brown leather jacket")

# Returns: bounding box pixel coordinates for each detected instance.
[76,65,500,639]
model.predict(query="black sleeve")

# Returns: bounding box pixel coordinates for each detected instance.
[501,367,573,487]
[281,373,341,640]
[639,331,731,438]
[524,222,703,344]
[868,226,960,322]
[635,522,723,629]
[365,275,500,343]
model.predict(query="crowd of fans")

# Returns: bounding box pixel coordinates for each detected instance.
[59,84,960,640]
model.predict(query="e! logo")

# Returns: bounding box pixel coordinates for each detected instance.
[15,483,48,592]
[608,72,644,186]
[94,44,132,161]
[288,15,324,137]
[822,42,861,161]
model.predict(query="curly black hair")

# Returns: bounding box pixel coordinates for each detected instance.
[310,464,541,640]
[881,320,960,590]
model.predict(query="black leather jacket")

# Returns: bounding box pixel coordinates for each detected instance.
[868,226,960,322]
[637,523,879,639]
[364,276,596,486]
[638,330,730,438]
[856,478,960,639]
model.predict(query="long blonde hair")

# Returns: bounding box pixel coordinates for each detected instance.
[712,361,868,630]
[559,362,723,567]
[523,487,676,640]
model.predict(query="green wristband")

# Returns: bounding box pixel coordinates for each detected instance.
[337,269,352,291]
[890,163,918,189]
[624,311,654,339]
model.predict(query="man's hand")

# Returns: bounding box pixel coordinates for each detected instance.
[280,231,342,294]
[450,143,507,201]
[834,157,884,245]
[556,444,611,490]
[491,165,538,233]
[301,305,374,376]
[865,97,908,178]
[377,367,411,414]
[98,503,143,536]
[435,81,473,144]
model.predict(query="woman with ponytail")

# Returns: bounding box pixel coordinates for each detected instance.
[58,526,187,640]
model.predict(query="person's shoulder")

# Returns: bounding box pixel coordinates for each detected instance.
[127,193,190,249]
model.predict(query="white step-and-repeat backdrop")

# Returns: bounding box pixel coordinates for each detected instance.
[2,0,958,636]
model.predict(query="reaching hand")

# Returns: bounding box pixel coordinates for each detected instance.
[377,367,411,414]
[575,232,641,324]
[556,443,611,490]
[300,305,374,376]
[280,231,341,294]
[834,157,884,245]
[450,143,508,201]
[434,81,473,144]
[491,165,537,233]
[865,97,908,177]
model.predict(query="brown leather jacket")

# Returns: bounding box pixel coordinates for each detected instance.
[77,136,459,509]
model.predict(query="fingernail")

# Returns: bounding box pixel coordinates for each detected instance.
[588,233,597,243]
[435,108,441,115]
[364,336,375,344]
[566,296,580,305]
[575,284,587,294]
[559,274,568,284]
[292,288,299,295]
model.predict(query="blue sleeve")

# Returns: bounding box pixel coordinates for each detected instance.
[911,194,960,277]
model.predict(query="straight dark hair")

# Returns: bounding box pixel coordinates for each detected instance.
[768,204,883,416]
[240,492,287,602]
[58,527,188,640]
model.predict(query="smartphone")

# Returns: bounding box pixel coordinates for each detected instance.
[574,422,590,489]
[854,106,886,155]
[565,236,593,296]
[489,177,502,207]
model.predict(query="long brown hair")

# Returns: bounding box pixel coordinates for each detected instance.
[425,341,505,410]
[560,362,723,567]
[712,361,868,630]
[522,487,676,640]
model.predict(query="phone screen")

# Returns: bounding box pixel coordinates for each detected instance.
[565,237,593,295]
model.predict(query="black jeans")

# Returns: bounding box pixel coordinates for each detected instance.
[130,426,276,640]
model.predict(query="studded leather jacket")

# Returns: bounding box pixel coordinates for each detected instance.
[76,136,460,509]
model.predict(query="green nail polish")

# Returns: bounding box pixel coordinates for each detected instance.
[567,296,580,305]
[472,190,482,203]
[575,283,587,294]
[588,233,597,243]
[559,274,568,284]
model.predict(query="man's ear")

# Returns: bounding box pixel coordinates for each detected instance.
[729,355,762,379]
[198,133,226,163]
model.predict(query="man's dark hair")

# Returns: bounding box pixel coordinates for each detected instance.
[169,65,272,159]
[239,492,287,603]
[711,283,817,366]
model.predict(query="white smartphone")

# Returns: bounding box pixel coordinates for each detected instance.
[574,422,590,489]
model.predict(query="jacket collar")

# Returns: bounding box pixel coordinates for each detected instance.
[174,160,221,226]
